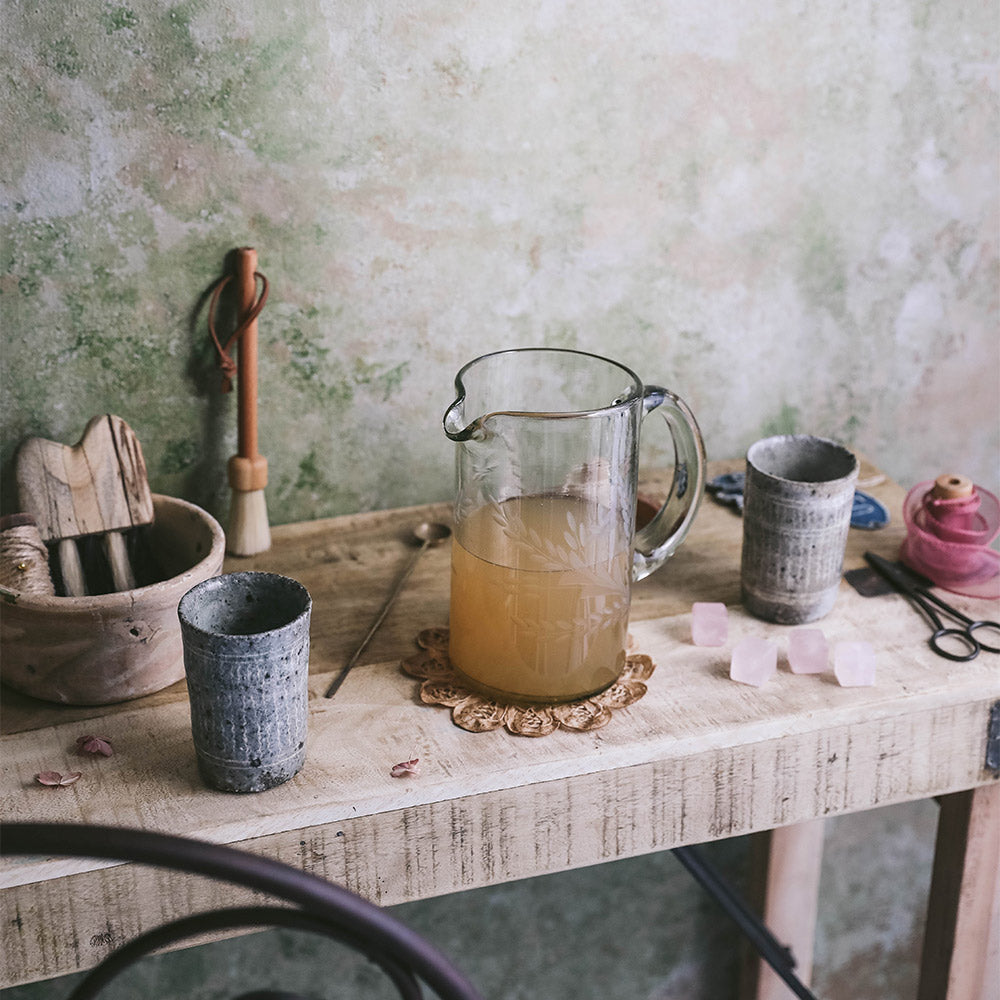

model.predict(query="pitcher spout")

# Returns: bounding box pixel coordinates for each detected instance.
[443,393,484,442]
[443,356,499,441]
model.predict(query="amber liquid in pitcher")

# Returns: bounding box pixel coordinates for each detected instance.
[449,494,630,703]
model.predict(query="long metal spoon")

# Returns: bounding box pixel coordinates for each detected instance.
[324,521,452,698]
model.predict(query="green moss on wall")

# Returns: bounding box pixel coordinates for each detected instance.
[2,0,997,527]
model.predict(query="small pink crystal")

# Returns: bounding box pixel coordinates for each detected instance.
[692,602,728,646]
[834,641,876,687]
[788,629,829,674]
[730,637,777,687]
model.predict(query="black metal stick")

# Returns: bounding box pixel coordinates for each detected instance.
[672,844,821,1000]
[324,521,451,699]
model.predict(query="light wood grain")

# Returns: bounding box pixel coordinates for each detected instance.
[16,415,153,541]
[15,415,154,594]
[3,460,998,987]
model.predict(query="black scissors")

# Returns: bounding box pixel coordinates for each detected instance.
[864,552,1000,662]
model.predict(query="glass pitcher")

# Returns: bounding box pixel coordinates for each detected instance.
[443,348,705,704]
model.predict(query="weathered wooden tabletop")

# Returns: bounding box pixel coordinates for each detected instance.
[3,458,998,986]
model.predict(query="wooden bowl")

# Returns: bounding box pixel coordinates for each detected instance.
[1,494,225,705]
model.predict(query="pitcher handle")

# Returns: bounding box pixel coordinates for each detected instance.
[632,386,706,582]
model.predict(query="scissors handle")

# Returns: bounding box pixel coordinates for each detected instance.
[967,620,1000,654]
[864,552,999,661]
[929,628,980,662]
[919,590,1000,654]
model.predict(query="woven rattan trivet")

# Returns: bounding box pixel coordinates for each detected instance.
[401,627,655,737]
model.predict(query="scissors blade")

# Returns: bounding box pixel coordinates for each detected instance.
[864,552,928,596]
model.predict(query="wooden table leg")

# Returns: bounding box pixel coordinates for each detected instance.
[918,783,1000,1000]
[740,819,826,1000]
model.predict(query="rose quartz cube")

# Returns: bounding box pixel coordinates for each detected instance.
[788,629,829,674]
[834,641,876,687]
[730,637,777,687]
[692,602,728,646]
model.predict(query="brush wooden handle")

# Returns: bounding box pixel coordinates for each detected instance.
[225,248,272,557]
[228,247,268,492]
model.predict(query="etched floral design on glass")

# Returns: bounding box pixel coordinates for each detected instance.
[449,492,630,702]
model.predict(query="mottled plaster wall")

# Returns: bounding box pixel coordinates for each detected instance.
[1,7,995,998]
[2,0,998,526]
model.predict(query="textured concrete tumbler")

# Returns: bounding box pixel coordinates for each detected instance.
[178,571,311,793]
[740,435,859,624]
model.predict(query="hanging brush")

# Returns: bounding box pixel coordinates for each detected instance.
[209,247,272,556]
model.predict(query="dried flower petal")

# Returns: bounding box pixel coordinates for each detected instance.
[36,771,82,787]
[76,735,114,757]
[390,758,420,778]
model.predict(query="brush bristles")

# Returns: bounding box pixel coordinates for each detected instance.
[227,488,271,556]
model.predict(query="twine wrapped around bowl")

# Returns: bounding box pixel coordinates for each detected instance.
[1,495,225,705]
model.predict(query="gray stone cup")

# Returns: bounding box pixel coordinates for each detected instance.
[740,435,859,624]
[178,571,312,793]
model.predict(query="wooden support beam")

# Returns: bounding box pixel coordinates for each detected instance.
[741,819,826,1000]
[918,783,1000,1000]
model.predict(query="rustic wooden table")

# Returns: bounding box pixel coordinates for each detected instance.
[2,459,998,997]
